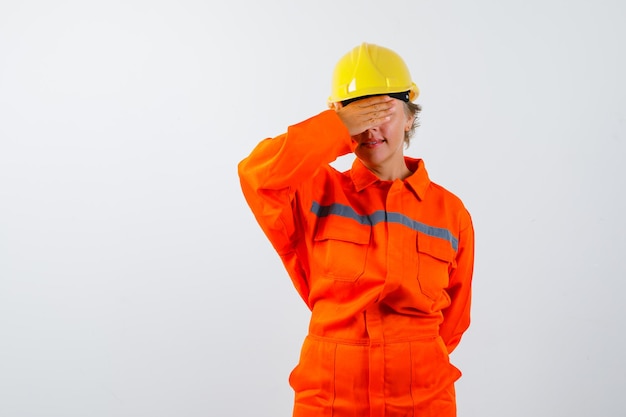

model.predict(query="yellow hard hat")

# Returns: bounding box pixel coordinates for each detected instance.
[328,42,419,105]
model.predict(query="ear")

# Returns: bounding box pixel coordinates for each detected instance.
[404,114,415,131]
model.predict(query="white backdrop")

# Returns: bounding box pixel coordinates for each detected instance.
[1,1,625,416]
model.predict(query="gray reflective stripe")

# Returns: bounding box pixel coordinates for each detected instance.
[311,201,458,251]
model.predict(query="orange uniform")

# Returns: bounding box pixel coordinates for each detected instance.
[238,109,475,417]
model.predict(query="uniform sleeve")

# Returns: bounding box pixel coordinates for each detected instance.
[439,210,475,353]
[237,110,353,308]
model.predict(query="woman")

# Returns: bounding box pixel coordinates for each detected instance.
[238,42,475,417]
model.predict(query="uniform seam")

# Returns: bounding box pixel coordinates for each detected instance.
[409,341,415,417]
[331,343,337,417]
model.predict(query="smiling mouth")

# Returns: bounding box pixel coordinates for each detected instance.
[361,139,386,147]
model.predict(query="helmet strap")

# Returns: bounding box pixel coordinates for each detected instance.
[341,90,410,107]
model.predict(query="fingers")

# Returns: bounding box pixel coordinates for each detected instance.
[353,95,395,109]
[352,96,394,117]
[336,95,396,136]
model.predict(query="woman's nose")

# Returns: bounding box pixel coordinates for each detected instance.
[366,127,379,137]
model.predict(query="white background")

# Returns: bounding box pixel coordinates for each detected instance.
[1,1,625,416]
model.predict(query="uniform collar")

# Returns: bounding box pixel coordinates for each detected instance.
[350,156,431,199]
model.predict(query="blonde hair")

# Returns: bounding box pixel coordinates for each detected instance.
[403,101,422,147]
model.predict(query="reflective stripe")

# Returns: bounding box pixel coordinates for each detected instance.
[311,201,458,251]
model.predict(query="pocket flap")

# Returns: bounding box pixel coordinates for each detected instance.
[314,217,371,245]
[417,233,456,265]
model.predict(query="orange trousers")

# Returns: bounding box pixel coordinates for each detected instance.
[288,306,461,417]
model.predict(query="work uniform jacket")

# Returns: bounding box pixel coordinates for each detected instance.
[238,110,475,417]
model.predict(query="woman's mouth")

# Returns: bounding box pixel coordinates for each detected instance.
[361,139,386,148]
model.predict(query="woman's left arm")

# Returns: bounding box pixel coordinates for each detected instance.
[439,211,475,353]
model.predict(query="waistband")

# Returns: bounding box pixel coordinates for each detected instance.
[306,333,440,346]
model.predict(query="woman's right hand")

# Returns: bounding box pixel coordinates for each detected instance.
[332,95,396,136]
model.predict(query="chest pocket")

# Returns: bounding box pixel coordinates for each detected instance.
[312,217,371,282]
[416,233,457,300]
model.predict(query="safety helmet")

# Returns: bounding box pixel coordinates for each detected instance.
[328,42,419,105]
